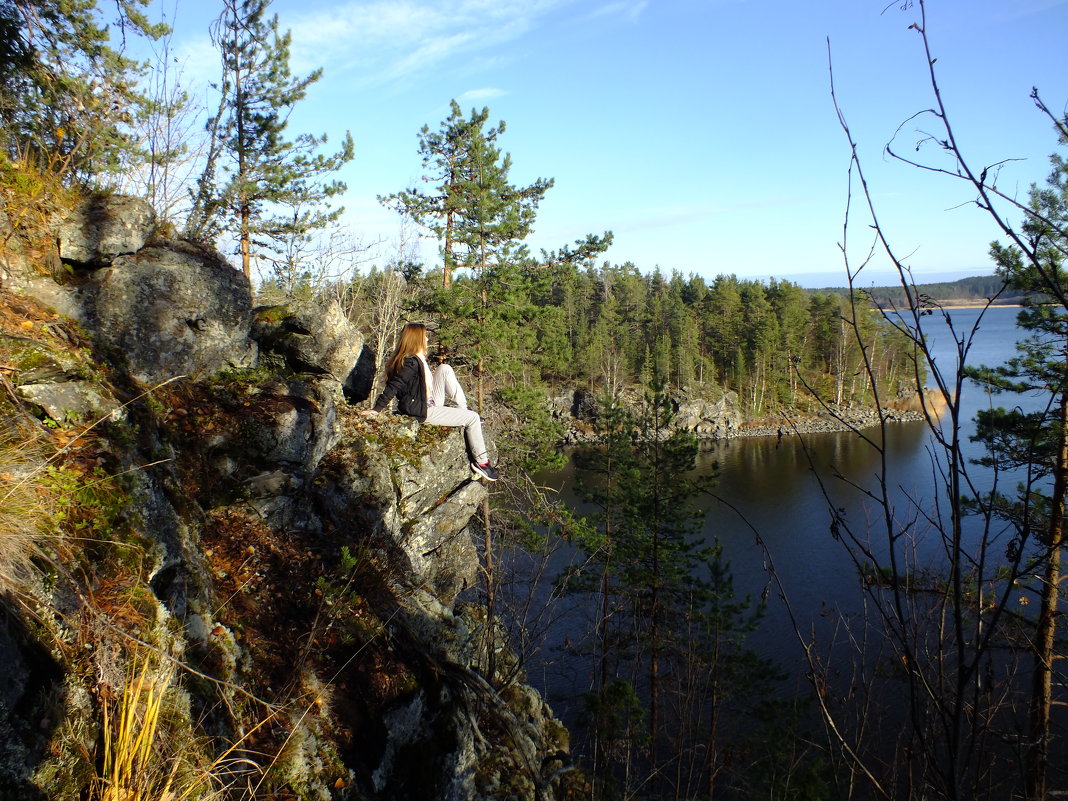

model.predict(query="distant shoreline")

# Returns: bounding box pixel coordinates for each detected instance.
[875,302,1023,311]
[934,302,1022,310]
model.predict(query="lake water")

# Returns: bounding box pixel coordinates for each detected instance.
[523,304,1041,706]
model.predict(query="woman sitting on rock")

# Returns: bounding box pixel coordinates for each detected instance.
[361,322,499,482]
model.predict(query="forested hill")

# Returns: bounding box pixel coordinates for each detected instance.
[338,263,922,472]
[812,274,1029,306]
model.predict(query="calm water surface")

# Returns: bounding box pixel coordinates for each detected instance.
[528,305,1040,702]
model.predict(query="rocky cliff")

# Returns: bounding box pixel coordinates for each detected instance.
[0,195,579,800]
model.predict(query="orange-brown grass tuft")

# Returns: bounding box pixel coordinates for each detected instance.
[0,412,55,598]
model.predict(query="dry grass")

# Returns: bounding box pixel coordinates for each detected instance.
[0,413,56,598]
[0,291,358,799]
[91,648,282,801]
[0,290,85,600]
[0,148,80,255]
[95,654,180,801]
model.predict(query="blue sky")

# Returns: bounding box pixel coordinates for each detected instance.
[161,0,1068,287]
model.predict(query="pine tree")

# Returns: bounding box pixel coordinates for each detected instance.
[0,0,167,183]
[381,101,521,290]
[386,100,610,468]
[706,275,744,389]
[766,279,811,405]
[563,381,770,798]
[384,102,547,381]
[966,124,1068,799]
[185,0,353,279]
[563,396,644,797]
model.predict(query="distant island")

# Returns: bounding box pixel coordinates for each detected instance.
[810,274,1029,308]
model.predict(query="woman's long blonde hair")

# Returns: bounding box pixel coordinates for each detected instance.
[385,323,428,379]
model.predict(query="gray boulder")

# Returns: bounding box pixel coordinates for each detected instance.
[316,418,483,605]
[56,194,157,268]
[75,241,257,384]
[252,298,374,402]
[676,391,744,435]
[16,380,124,424]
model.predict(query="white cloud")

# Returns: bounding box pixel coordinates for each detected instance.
[586,1,648,23]
[171,0,599,98]
[283,0,575,87]
[167,36,221,101]
[456,87,507,103]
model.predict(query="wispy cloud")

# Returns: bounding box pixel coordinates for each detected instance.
[457,87,507,103]
[170,36,223,101]
[282,0,575,88]
[585,1,648,23]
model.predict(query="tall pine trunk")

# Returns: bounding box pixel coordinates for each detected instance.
[235,61,251,280]
[443,207,453,288]
[1026,391,1068,800]
[648,408,663,783]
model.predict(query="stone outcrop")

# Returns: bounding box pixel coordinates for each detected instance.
[316,418,482,605]
[55,194,157,268]
[78,241,259,383]
[252,298,375,403]
[3,198,260,384]
[674,391,746,437]
[15,379,124,423]
[0,196,576,801]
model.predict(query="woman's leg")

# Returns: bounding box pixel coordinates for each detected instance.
[424,405,489,464]
[430,364,468,409]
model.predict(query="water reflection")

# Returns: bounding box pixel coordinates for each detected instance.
[696,424,935,670]
[529,423,937,684]
[528,306,1034,704]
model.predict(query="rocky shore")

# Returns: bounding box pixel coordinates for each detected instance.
[549,386,935,445]
[721,405,927,440]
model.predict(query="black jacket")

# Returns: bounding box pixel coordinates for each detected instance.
[372,356,427,420]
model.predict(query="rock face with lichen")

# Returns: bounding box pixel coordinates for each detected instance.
[55,194,157,268]
[0,196,580,801]
[79,242,259,384]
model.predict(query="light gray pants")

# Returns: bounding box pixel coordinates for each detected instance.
[425,364,489,464]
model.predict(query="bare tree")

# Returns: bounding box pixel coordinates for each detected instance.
[354,218,421,401]
[781,4,1068,797]
[256,227,376,304]
[110,1,204,227]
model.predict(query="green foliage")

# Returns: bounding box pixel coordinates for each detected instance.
[578,678,648,758]
[381,100,554,289]
[735,698,831,801]
[370,102,918,497]
[965,131,1068,551]
[817,274,1027,306]
[313,545,382,644]
[0,146,81,254]
[561,382,777,798]
[184,0,353,279]
[351,412,452,469]
[0,0,167,185]
[494,382,567,472]
[45,463,127,537]
[383,99,610,471]
[416,261,914,418]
